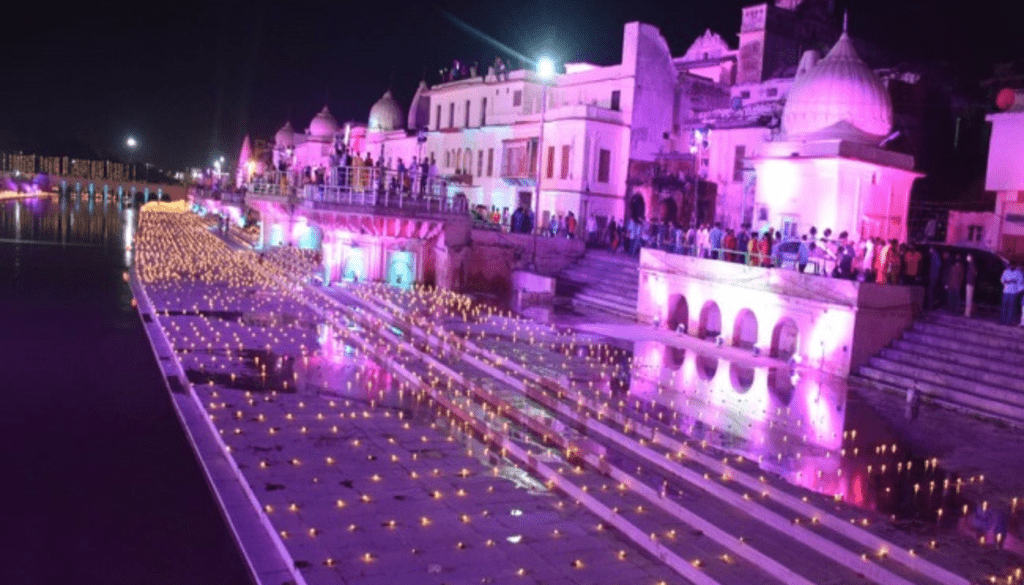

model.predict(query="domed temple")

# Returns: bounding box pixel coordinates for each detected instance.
[751,29,920,241]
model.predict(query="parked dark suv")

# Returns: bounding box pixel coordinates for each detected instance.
[920,243,1009,311]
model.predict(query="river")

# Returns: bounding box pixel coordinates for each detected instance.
[0,194,251,584]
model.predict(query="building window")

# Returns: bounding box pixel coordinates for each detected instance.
[597,149,611,183]
[733,145,746,182]
[448,103,455,129]
[445,151,450,167]
[477,150,484,177]
[487,148,494,176]
[463,150,472,173]
[740,90,751,99]
[481,97,487,126]
[968,225,984,243]
[560,145,570,179]
[546,146,555,178]
[610,90,621,111]
[465,100,471,128]
[513,90,523,107]
[766,87,778,98]
[435,105,441,130]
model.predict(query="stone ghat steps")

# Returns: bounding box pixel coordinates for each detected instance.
[555,251,639,320]
[853,312,1024,425]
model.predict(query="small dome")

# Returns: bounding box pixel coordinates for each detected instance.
[274,121,294,148]
[308,106,339,139]
[368,91,405,133]
[781,32,892,143]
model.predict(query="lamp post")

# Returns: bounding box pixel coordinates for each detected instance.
[529,56,556,271]
[533,56,556,235]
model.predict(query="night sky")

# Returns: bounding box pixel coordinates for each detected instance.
[2,0,1015,172]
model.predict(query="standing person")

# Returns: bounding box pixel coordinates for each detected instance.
[708,222,724,259]
[1001,262,1023,325]
[511,206,524,234]
[885,239,902,284]
[946,254,964,313]
[737,227,750,263]
[902,244,923,285]
[964,254,978,318]
[747,232,760,266]
[759,229,773,268]
[927,247,943,308]
[586,213,597,246]
[566,212,577,239]
[723,229,738,263]
[876,237,892,284]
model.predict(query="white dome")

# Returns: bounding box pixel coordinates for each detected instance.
[308,106,339,139]
[368,91,404,133]
[274,121,294,148]
[781,32,892,143]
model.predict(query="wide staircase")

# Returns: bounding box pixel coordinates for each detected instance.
[555,250,638,320]
[853,312,1024,425]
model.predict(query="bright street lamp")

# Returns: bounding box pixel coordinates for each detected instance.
[126,136,138,148]
[537,56,556,80]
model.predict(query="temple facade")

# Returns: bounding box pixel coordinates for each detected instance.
[249,0,929,243]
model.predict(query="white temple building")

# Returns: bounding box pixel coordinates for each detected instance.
[252,0,926,242]
[751,30,920,241]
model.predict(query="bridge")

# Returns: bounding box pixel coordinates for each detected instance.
[2,171,187,202]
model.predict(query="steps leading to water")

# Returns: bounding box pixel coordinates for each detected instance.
[555,250,639,320]
[853,311,1024,425]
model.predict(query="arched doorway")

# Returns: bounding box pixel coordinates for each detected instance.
[387,250,415,290]
[696,301,721,380]
[770,318,800,361]
[697,302,721,340]
[667,294,689,333]
[730,309,758,392]
[732,309,758,350]
[629,193,646,222]
[343,247,367,283]
[660,196,678,224]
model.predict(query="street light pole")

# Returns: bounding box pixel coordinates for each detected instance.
[534,81,548,237]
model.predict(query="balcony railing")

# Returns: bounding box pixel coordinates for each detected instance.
[238,166,468,217]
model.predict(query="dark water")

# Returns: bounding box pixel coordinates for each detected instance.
[0,195,251,584]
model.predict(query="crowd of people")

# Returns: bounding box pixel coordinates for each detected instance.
[591,215,1024,321]
[439,56,513,83]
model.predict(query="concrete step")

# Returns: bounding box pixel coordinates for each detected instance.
[866,357,1024,410]
[913,322,1024,353]
[576,286,638,306]
[559,267,638,288]
[855,367,1024,424]
[926,312,1024,343]
[572,258,639,274]
[902,331,1023,364]
[573,292,637,318]
[879,348,1024,393]
[581,250,640,268]
[890,339,1024,380]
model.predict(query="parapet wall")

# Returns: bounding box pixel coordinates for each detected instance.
[637,249,923,377]
[462,230,585,296]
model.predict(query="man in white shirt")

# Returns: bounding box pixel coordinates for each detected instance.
[1000,262,1023,325]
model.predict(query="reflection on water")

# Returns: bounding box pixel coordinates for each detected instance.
[0,193,134,252]
[627,339,973,526]
[296,323,403,408]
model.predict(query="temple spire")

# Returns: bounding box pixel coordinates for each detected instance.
[842,9,849,34]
